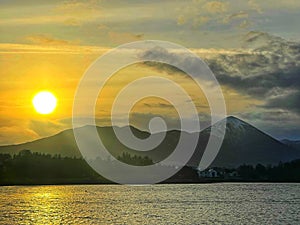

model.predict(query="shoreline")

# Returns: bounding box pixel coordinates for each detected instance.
[1,180,300,187]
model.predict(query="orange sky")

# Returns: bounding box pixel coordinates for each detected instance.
[1,0,299,144]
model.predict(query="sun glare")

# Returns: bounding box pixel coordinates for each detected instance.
[32,91,57,115]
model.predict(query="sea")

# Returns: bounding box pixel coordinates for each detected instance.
[0,183,299,224]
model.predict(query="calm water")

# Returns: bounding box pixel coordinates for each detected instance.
[0,183,299,224]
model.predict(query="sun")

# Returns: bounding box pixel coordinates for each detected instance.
[32,91,57,115]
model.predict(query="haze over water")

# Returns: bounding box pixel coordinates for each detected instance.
[0,183,299,224]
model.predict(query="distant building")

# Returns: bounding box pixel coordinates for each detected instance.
[198,168,219,178]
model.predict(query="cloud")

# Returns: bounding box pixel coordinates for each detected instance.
[0,126,39,145]
[138,46,207,79]
[139,31,300,116]
[0,0,103,27]
[223,11,249,24]
[144,102,174,109]
[25,34,79,45]
[206,31,300,113]
[247,0,263,14]
[0,43,108,54]
[238,20,252,29]
[129,112,180,131]
[108,32,144,44]
[263,90,300,113]
[129,111,214,133]
[257,0,300,10]
[0,15,72,26]
[59,117,112,128]
[202,1,228,14]
[237,109,300,139]
[177,0,263,30]
[55,0,103,26]
[29,119,67,137]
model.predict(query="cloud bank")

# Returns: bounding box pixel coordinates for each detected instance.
[139,31,300,138]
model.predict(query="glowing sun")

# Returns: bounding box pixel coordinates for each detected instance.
[32,91,57,114]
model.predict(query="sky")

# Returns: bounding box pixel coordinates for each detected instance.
[0,0,300,144]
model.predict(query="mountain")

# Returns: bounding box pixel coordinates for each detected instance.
[0,116,299,168]
[0,127,81,157]
[0,125,179,163]
[196,116,300,168]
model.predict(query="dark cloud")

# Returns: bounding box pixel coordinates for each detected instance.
[263,91,300,113]
[139,45,213,81]
[237,110,300,140]
[237,110,295,122]
[140,31,300,115]
[140,47,185,75]
[208,32,300,113]
[214,69,300,97]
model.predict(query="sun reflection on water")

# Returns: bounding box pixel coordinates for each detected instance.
[2,186,75,224]
[0,184,299,224]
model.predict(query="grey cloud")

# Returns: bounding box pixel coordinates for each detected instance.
[140,31,300,115]
[208,31,300,113]
[263,91,300,113]
[237,110,300,139]
[237,110,297,122]
[139,45,213,81]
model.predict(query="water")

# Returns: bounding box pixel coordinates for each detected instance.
[0,183,299,224]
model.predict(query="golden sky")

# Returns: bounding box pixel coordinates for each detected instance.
[1,0,300,144]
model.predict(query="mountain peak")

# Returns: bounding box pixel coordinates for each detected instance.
[226,116,249,126]
[207,116,250,138]
[226,115,242,121]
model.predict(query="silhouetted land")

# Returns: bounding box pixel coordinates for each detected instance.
[2,117,300,169]
[0,150,300,185]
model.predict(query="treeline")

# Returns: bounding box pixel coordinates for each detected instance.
[117,152,153,166]
[1,149,300,185]
[236,160,300,181]
[0,150,105,185]
[205,159,300,182]
[0,150,154,185]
